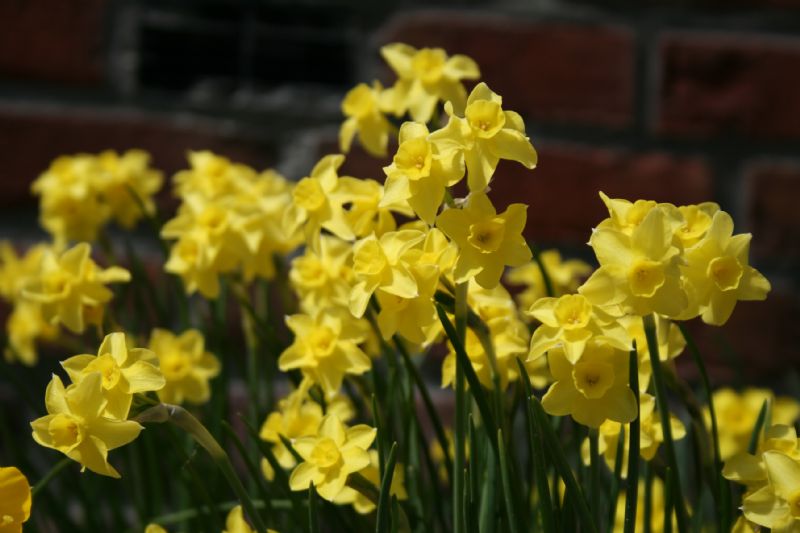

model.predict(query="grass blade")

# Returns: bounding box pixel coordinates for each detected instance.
[497,429,520,533]
[376,442,399,533]
[624,344,641,533]
[748,399,769,454]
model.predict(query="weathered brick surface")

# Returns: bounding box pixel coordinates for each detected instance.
[0,108,277,208]
[490,142,714,244]
[657,32,800,138]
[376,12,635,129]
[0,0,108,84]
[744,160,800,261]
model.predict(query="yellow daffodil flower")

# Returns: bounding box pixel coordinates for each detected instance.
[381,122,464,225]
[5,301,59,366]
[31,373,143,478]
[337,177,413,238]
[260,383,354,479]
[278,311,371,395]
[284,154,356,252]
[148,329,220,405]
[580,204,687,318]
[61,332,165,420]
[436,192,531,289]
[172,151,257,202]
[22,242,130,333]
[289,414,376,502]
[380,43,480,123]
[0,466,31,533]
[290,236,354,314]
[349,229,427,318]
[31,154,110,244]
[723,424,800,491]
[679,211,771,325]
[672,202,720,248]
[741,451,800,531]
[506,250,592,312]
[222,505,280,533]
[340,82,392,157]
[582,394,686,477]
[95,150,163,229]
[526,293,630,364]
[706,388,800,461]
[429,83,537,192]
[541,340,637,428]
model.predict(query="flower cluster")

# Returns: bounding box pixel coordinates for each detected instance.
[32,150,163,244]
[30,332,164,477]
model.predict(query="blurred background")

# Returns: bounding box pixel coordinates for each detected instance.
[1,0,799,381]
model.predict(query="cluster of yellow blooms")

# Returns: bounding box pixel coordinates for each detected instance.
[0,40,789,532]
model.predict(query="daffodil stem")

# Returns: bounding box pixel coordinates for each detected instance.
[589,428,600,524]
[31,457,72,497]
[676,323,730,532]
[531,245,555,298]
[454,280,468,533]
[623,343,641,533]
[135,404,268,533]
[642,314,688,533]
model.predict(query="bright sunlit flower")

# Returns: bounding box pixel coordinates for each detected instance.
[679,211,771,325]
[22,242,130,334]
[526,293,630,364]
[436,192,531,289]
[542,340,637,428]
[0,466,31,533]
[580,203,687,318]
[380,43,480,123]
[429,83,537,192]
[148,329,220,405]
[289,414,376,502]
[279,311,371,395]
[61,332,165,420]
[31,373,143,478]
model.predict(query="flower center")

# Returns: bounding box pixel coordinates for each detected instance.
[176,238,200,264]
[554,294,592,330]
[85,353,122,389]
[394,138,431,180]
[161,352,191,381]
[293,256,327,288]
[573,361,615,399]
[293,178,327,212]
[48,413,84,450]
[311,437,342,469]
[468,218,506,253]
[628,259,666,297]
[198,206,227,232]
[309,327,337,357]
[465,100,505,139]
[707,256,743,292]
[43,271,71,296]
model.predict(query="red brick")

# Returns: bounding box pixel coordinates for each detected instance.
[657,32,800,138]
[376,12,635,129]
[744,160,800,260]
[489,142,714,244]
[0,0,108,85]
[0,106,277,208]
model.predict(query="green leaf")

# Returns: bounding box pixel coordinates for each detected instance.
[623,344,641,533]
[309,483,320,533]
[748,399,769,454]
[497,429,521,533]
[376,442,399,533]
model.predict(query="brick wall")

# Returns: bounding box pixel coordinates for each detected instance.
[2,0,799,380]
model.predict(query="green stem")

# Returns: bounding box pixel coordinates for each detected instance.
[454,281,468,533]
[134,404,268,533]
[31,457,72,497]
[623,344,641,533]
[149,500,293,526]
[531,245,555,298]
[677,323,730,532]
[589,428,600,524]
[642,314,688,533]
